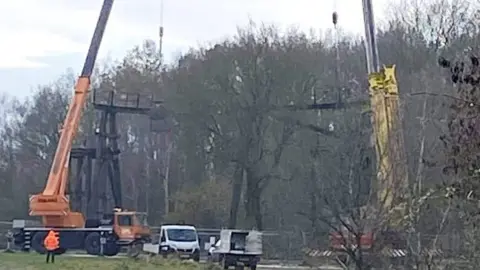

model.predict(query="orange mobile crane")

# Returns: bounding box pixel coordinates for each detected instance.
[13,0,150,256]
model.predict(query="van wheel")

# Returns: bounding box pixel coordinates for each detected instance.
[193,250,200,262]
[84,232,101,255]
[31,232,47,254]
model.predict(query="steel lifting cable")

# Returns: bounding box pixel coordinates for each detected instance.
[331,0,342,106]
[159,0,165,63]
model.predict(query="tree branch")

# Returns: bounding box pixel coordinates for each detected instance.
[409,92,472,104]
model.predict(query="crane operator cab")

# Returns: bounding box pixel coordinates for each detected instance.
[90,208,151,245]
[112,208,151,244]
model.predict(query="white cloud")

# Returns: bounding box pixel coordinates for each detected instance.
[0,0,154,69]
[0,0,390,70]
[0,27,86,68]
[0,2,81,68]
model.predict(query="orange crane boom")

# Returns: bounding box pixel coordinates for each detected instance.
[29,0,115,228]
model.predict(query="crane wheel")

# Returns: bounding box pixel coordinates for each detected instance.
[127,242,142,258]
[31,232,47,254]
[235,265,244,270]
[84,232,101,255]
[103,242,120,257]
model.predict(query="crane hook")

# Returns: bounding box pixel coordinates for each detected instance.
[332,11,338,26]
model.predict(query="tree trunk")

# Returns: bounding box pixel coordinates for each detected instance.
[308,167,320,247]
[228,165,244,228]
[245,171,263,230]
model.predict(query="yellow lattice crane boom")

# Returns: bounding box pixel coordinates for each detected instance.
[305,0,411,265]
[362,0,408,218]
[368,66,408,218]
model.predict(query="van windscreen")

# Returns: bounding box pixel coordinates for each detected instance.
[167,228,197,242]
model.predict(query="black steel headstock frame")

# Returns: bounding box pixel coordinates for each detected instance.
[70,89,171,219]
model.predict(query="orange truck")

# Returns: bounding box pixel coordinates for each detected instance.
[12,0,150,256]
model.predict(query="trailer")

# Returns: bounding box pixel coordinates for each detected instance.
[209,229,262,270]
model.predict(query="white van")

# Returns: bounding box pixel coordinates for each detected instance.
[158,225,200,261]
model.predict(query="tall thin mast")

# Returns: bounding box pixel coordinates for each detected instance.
[159,0,164,64]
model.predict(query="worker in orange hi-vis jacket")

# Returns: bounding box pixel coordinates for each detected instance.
[44,230,60,263]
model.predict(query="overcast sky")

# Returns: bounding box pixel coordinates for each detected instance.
[0,0,389,99]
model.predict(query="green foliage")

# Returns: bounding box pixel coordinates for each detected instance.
[166,178,231,227]
[0,253,215,270]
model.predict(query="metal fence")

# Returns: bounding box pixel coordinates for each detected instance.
[0,221,304,260]
[1,220,463,261]
[0,221,12,249]
[149,227,305,260]
[300,231,465,258]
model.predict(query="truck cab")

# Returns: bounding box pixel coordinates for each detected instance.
[112,210,150,244]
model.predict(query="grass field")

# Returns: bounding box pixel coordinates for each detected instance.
[0,253,220,270]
